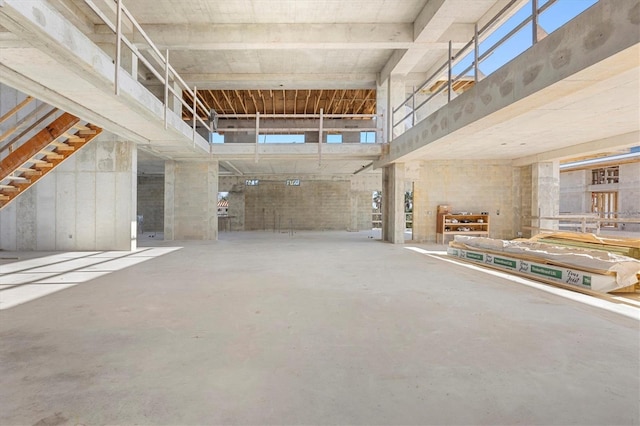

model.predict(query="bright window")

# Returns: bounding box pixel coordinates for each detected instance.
[258,134,305,143]
[360,131,376,143]
[327,134,342,144]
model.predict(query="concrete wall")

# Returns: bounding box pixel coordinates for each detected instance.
[412,160,518,242]
[218,173,380,232]
[0,84,62,163]
[619,162,640,231]
[560,162,640,231]
[137,174,164,232]
[560,169,590,213]
[0,135,137,250]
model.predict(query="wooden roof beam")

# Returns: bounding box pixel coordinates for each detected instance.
[314,89,324,114]
[220,90,237,115]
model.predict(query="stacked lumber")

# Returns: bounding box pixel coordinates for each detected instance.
[528,232,640,260]
[449,235,640,294]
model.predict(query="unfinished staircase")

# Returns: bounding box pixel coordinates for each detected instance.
[0,97,103,210]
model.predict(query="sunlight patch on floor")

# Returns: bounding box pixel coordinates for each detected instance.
[0,247,182,310]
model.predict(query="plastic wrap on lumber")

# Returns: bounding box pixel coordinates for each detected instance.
[529,232,640,249]
[453,236,640,287]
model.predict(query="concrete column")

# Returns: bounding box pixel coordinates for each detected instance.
[531,161,560,232]
[349,191,361,232]
[388,75,407,141]
[382,162,405,243]
[619,162,640,232]
[164,160,219,240]
[376,79,388,143]
[0,136,137,251]
[227,184,245,231]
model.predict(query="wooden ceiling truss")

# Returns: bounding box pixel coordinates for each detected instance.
[182,89,377,120]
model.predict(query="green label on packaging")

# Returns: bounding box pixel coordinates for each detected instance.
[494,257,517,268]
[531,264,562,279]
[582,276,592,287]
[466,252,484,261]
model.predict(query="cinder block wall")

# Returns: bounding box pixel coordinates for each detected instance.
[137,175,164,232]
[412,160,518,242]
[219,174,380,231]
[619,163,640,231]
[559,163,640,232]
[560,169,589,213]
[517,165,533,237]
[244,180,349,230]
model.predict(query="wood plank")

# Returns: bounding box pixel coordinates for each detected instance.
[62,132,86,143]
[39,151,64,160]
[0,106,57,153]
[4,176,29,182]
[0,96,33,126]
[33,162,54,168]
[50,141,75,151]
[0,112,80,180]
[19,169,42,176]
[1,122,102,211]
[78,129,97,136]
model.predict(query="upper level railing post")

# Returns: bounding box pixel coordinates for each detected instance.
[411,86,416,127]
[474,23,479,83]
[532,0,539,44]
[447,41,452,102]
[163,49,169,130]
[114,0,122,95]
[318,108,324,165]
[254,111,260,163]
[192,86,198,145]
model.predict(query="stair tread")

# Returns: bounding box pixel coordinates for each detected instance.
[1,115,103,210]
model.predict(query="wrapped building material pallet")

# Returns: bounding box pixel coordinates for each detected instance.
[528,232,640,260]
[449,236,640,294]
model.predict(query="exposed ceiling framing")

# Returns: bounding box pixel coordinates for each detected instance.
[182,89,376,119]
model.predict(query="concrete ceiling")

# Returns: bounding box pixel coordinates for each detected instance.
[138,148,380,176]
[55,0,516,89]
[390,46,640,165]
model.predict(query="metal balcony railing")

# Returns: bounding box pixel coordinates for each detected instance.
[82,0,212,145]
[392,0,600,136]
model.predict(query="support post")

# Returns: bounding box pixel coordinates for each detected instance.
[254,111,260,163]
[474,23,479,83]
[382,163,406,244]
[318,108,323,166]
[532,0,539,44]
[192,86,198,145]
[114,0,122,95]
[447,41,452,102]
[411,86,416,127]
[164,49,170,130]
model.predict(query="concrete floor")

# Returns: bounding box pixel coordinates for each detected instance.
[1,231,639,425]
